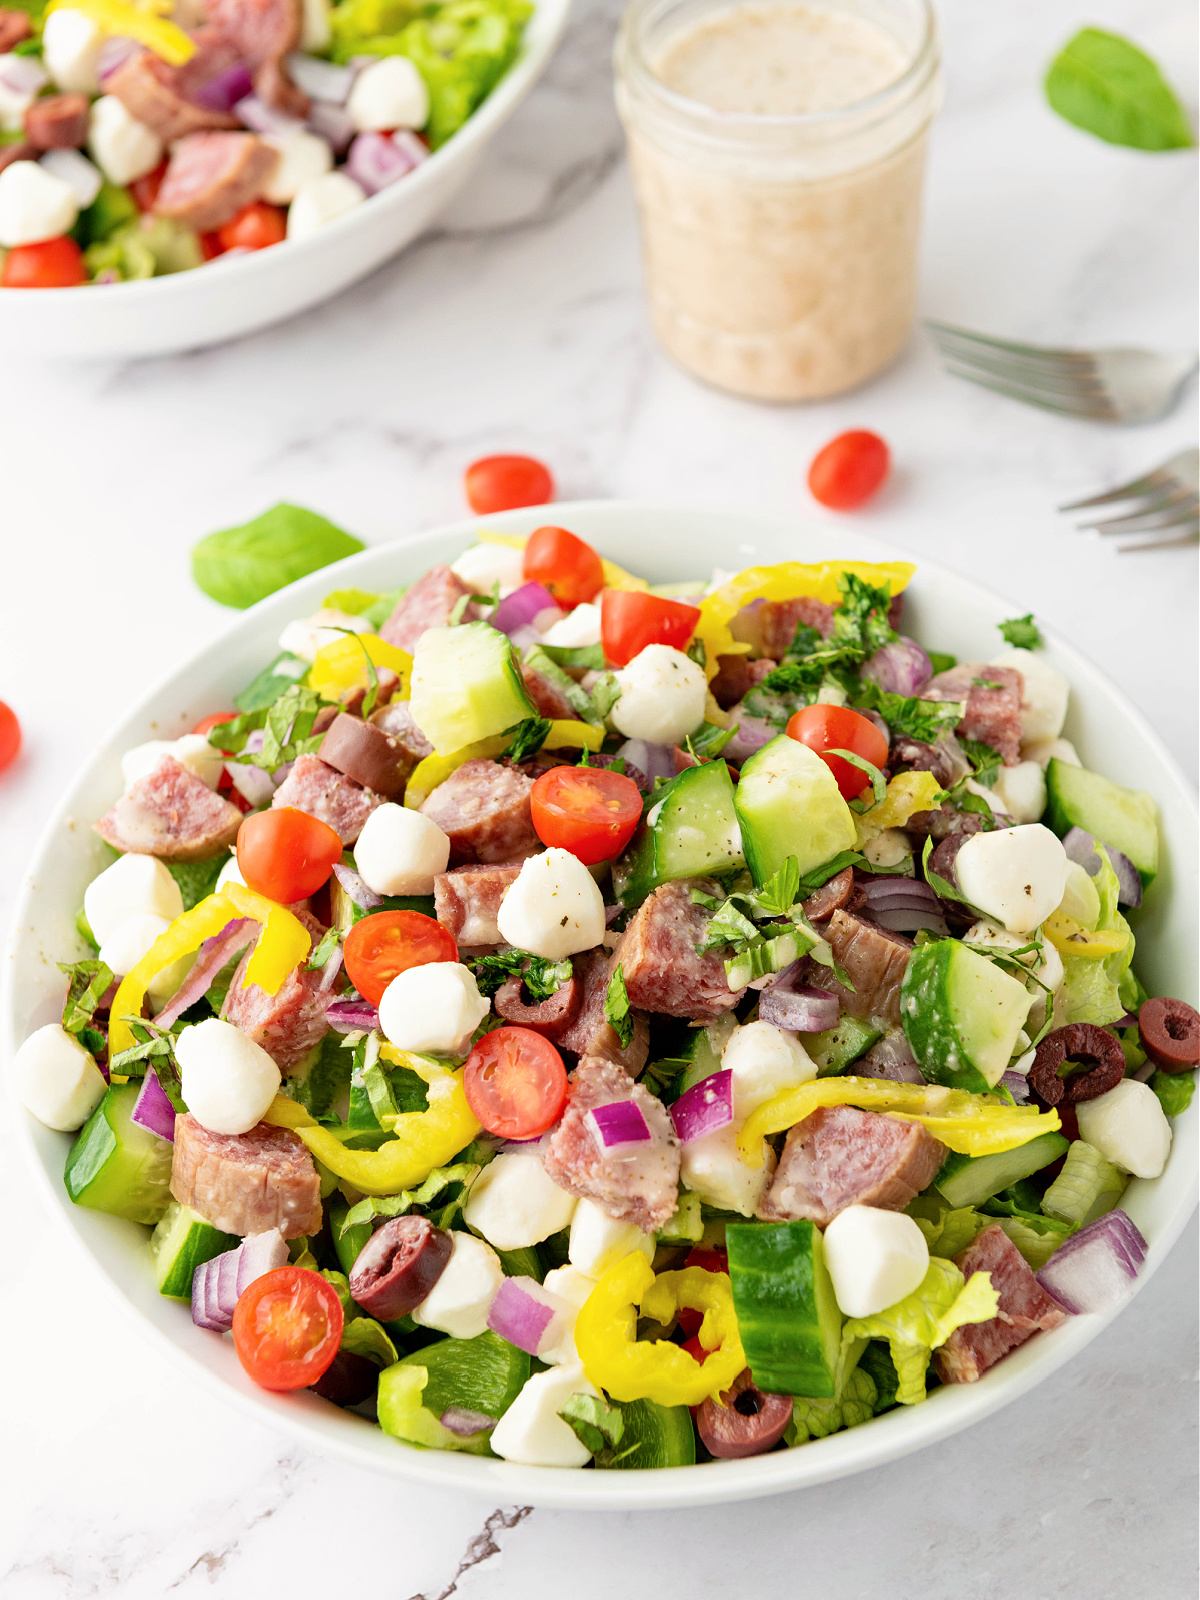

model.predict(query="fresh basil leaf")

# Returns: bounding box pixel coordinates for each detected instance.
[686,721,737,760]
[997,613,1043,650]
[926,651,956,676]
[959,739,1002,788]
[501,717,552,762]
[540,641,606,672]
[686,637,707,670]
[232,652,309,714]
[219,685,326,772]
[307,928,340,970]
[834,571,898,658]
[795,851,863,892]
[524,956,574,1003]
[829,748,887,806]
[558,1392,625,1458]
[167,856,225,912]
[920,835,984,913]
[58,960,114,1038]
[754,855,801,917]
[1045,28,1192,151]
[605,964,634,1048]
[192,503,365,610]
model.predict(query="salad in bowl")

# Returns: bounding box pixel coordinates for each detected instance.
[11,518,1197,1478]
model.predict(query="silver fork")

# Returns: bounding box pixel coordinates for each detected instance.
[1059,448,1199,552]
[927,321,1197,424]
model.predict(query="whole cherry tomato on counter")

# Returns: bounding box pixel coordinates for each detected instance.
[522,525,604,608]
[236,807,343,903]
[807,430,890,510]
[343,909,458,1006]
[464,455,554,514]
[233,1267,343,1391]
[217,201,287,253]
[601,590,701,668]
[464,1026,568,1139]
[785,703,888,801]
[0,702,21,772]
[1,236,84,288]
[531,764,643,864]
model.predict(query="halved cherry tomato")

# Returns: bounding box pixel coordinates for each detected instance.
[199,230,225,261]
[236,807,343,903]
[522,526,604,608]
[601,590,701,668]
[684,1246,728,1274]
[192,710,238,751]
[530,764,643,865]
[785,703,888,801]
[1,236,84,288]
[131,159,167,212]
[343,908,458,1006]
[232,1267,343,1391]
[464,454,554,514]
[217,201,287,253]
[463,1025,568,1139]
[807,430,890,510]
[0,701,21,772]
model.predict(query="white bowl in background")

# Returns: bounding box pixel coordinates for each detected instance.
[4,502,1195,1509]
[0,0,571,362]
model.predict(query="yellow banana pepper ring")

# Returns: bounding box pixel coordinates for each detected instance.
[737,1076,1061,1164]
[309,633,412,704]
[1041,911,1129,961]
[263,1048,481,1195]
[108,884,311,1057]
[574,1254,745,1406]
[855,770,944,845]
[404,719,604,809]
[45,0,195,63]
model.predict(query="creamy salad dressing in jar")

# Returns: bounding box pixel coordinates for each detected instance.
[615,0,941,401]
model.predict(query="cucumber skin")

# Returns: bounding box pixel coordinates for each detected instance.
[726,1219,841,1399]
[64,1084,173,1227]
[901,940,1030,1095]
[1044,759,1158,885]
[735,736,857,887]
[604,1398,696,1468]
[935,1132,1070,1209]
[151,1202,238,1299]
[614,761,743,907]
[807,1017,884,1076]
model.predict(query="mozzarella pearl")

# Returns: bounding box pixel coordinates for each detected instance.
[539,1265,596,1365]
[175,1017,281,1135]
[992,648,1069,745]
[84,852,183,947]
[353,802,450,897]
[121,732,223,792]
[722,1020,817,1121]
[0,55,45,130]
[680,1122,776,1217]
[262,128,333,204]
[862,827,911,869]
[377,961,489,1055]
[0,159,77,248]
[497,847,607,961]
[13,1024,107,1132]
[299,0,332,52]
[992,759,1047,824]
[42,8,105,93]
[541,603,602,650]
[347,55,430,132]
[611,645,707,747]
[954,824,1070,935]
[1076,1080,1172,1180]
[489,1362,600,1468]
[823,1205,930,1318]
[277,607,370,665]
[450,542,526,596]
[1024,736,1082,771]
[567,1197,655,1279]
[410,1230,503,1339]
[98,912,194,1006]
[286,170,366,240]
[87,95,162,187]
[462,1151,578,1251]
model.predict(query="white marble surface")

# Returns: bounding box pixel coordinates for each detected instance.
[1,0,1197,1590]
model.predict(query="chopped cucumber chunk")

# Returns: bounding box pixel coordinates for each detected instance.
[734,736,856,886]
[409,621,535,756]
[614,760,744,907]
[64,1084,173,1226]
[727,1218,842,1398]
[1044,759,1158,885]
[806,1017,884,1076]
[901,939,1031,1092]
[935,1131,1070,1209]
[151,1201,238,1299]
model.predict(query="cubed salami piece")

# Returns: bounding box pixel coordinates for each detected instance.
[94,755,243,862]
[520,664,580,722]
[617,879,744,1021]
[222,907,338,1071]
[379,565,478,655]
[318,712,404,799]
[107,35,242,143]
[555,948,649,1075]
[419,758,539,866]
[271,753,383,845]
[924,663,1024,766]
[732,596,835,659]
[0,9,33,51]
[934,1224,1068,1384]
[822,909,912,1026]
[433,861,523,946]
[170,1115,322,1237]
[758,1103,945,1225]
[542,1057,680,1231]
[370,698,434,770]
[24,93,89,150]
[154,129,277,232]
[204,0,307,114]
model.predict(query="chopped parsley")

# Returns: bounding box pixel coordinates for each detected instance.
[470,948,573,1002]
[998,613,1042,650]
[605,963,634,1048]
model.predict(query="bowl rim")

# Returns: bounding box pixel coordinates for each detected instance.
[0,0,572,306]
[5,500,1196,1510]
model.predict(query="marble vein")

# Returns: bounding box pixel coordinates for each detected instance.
[406,1507,535,1600]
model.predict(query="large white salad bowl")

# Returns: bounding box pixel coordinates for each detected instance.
[4,502,1196,1509]
[0,0,571,361]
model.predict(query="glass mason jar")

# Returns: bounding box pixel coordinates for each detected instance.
[614,0,942,402]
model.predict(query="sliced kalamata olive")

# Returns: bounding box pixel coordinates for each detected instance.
[310,1349,379,1407]
[349,1215,453,1320]
[1029,1023,1126,1109]
[492,970,580,1035]
[697,1369,793,1459]
[318,712,405,798]
[801,866,855,923]
[1138,996,1200,1073]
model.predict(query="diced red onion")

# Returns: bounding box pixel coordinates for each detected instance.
[346,129,423,195]
[244,728,266,754]
[192,1256,222,1331]
[615,738,676,784]
[440,1407,497,1436]
[153,917,257,1027]
[857,1031,924,1084]
[487,1276,556,1355]
[306,101,355,154]
[130,1066,176,1142]
[0,54,47,95]
[271,760,295,785]
[234,93,302,137]
[759,981,840,1032]
[604,902,622,926]
[862,637,933,697]
[193,62,254,113]
[860,876,950,936]
[224,761,276,807]
[391,130,429,170]
[1062,827,1142,909]
[333,861,382,911]
[96,36,138,80]
[670,1069,733,1143]
[724,716,777,765]
[40,148,103,207]
[586,1099,652,1149]
[191,1230,289,1333]
[1132,1058,1156,1082]
[1001,1069,1031,1104]
[286,50,356,104]
[1036,1208,1146,1315]
[325,997,379,1033]
[491,582,558,637]
[532,606,565,634]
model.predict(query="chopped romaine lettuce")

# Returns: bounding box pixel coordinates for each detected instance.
[785,1368,876,1445]
[1061,845,1134,1027]
[840,1257,999,1405]
[1149,1069,1195,1119]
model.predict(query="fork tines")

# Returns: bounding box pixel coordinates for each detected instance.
[1058,447,1200,553]
[927,322,1119,421]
